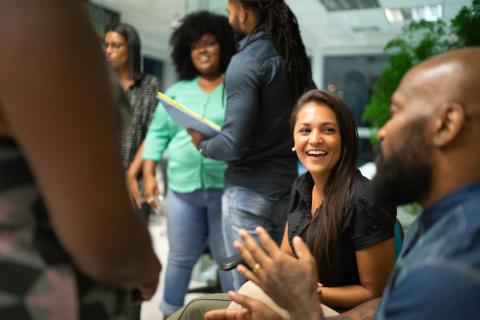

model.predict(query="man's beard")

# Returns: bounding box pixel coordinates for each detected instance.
[233,30,246,43]
[372,119,433,207]
[229,16,245,43]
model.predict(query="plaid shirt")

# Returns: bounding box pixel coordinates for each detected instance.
[121,73,160,170]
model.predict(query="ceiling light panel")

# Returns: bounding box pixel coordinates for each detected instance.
[385,4,442,23]
[319,0,380,11]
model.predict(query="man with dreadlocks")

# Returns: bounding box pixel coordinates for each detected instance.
[189,0,315,291]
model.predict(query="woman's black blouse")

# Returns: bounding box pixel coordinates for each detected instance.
[287,171,396,287]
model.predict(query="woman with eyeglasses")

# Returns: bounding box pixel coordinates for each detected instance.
[105,23,161,320]
[105,23,161,222]
[140,11,236,318]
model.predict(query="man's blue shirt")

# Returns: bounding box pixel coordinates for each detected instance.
[375,181,480,319]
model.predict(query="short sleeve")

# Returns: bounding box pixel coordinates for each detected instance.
[347,195,395,251]
[376,265,480,320]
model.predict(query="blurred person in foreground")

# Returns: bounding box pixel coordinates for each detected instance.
[205,47,480,320]
[0,0,161,318]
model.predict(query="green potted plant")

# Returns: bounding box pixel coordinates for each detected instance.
[363,0,480,140]
[362,0,479,218]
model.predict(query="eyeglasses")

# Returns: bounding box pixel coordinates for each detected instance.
[104,42,126,50]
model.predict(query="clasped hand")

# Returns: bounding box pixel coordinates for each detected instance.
[187,128,207,147]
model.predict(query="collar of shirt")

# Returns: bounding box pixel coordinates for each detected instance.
[419,180,480,230]
[237,23,268,52]
[294,172,314,209]
[125,73,146,91]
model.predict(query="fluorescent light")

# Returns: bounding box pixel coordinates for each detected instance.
[385,4,443,23]
[385,8,404,23]
[319,0,380,11]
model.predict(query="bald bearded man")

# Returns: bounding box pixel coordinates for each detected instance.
[205,47,480,320]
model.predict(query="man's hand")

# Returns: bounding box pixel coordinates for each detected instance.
[204,292,284,320]
[234,227,323,320]
[137,275,160,301]
[188,128,207,147]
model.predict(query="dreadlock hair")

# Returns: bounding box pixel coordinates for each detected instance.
[106,23,143,82]
[290,90,359,285]
[170,11,236,80]
[235,0,315,100]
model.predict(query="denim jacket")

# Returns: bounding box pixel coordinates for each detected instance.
[375,181,480,320]
[199,25,297,200]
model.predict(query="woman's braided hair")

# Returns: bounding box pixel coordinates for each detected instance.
[238,0,315,99]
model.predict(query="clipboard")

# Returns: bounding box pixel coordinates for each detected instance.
[157,91,221,138]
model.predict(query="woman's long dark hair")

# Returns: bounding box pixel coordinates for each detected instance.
[291,90,359,285]
[170,11,236,80]
[236,0,315,100]
[106,23,142,81]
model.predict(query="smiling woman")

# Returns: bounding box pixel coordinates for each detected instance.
[293,102,341,184]
[140,11,236,317]
[280,89,397,309]
[165,89,398,318]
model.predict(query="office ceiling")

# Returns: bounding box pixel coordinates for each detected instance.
[91,0,471,59]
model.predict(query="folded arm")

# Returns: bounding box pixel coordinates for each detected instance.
[200,59,260,161]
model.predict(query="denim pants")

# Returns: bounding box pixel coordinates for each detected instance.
[222,186,289,290]
[161,188,234,316]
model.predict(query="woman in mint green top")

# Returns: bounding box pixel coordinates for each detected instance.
[143,78,227,192]
[141,11,236,317]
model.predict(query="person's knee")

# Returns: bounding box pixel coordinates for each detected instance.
[168,294,231,320]
[167,252,201,269]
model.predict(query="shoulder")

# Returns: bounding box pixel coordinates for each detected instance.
[345,171,396,249]
[349,172,395,217]
[349,172,374,201]
[227,52,261,77]
[165,79,196,97]
[380,262,480,319]
[140,73,160,88]
[287,173,313,244]
[290,172,312,202]
[228,35,276,71]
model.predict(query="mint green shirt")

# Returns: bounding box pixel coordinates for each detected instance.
[142,78,227,193]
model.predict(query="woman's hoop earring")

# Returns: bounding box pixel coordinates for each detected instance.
[291,147,296,152]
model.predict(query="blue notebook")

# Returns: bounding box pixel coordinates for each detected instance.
[157,92,221,138]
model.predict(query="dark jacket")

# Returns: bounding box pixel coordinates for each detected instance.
[200,25,297,200]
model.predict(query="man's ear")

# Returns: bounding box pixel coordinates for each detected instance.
[432,102,465,147]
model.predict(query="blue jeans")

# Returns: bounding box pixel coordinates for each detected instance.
[161,188,234,316]
[222,186,289,290]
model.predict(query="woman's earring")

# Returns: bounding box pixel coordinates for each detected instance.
[291,147,296,152]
